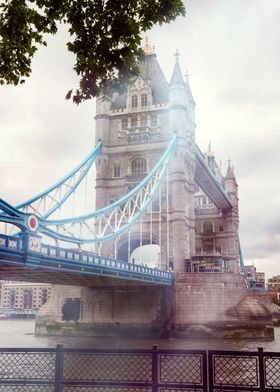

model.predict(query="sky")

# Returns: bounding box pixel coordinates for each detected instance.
[0,0,280,280]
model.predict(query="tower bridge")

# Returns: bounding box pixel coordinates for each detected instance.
[1,43,271,339]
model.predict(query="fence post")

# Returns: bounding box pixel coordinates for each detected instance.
[55,344,64,392]
[152,344,159,392]
[258,347,265,392]
[208,351,213,392]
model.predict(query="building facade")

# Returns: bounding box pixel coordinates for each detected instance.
[267,275,280,301]
[0,281,52,317]
[243,265,265,289]
[94,41,240,275]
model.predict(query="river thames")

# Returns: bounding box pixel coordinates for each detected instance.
[1,320,280,351]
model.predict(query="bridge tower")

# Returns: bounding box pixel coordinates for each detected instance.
[94,42,196,273]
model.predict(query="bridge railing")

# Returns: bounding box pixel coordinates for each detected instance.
[0,233,173,282]
[0,234,22,251]
[0,345,279,392]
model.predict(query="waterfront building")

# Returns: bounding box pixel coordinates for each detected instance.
[267,275,280,301]
[0,281,52,317]
[243,265,265,289]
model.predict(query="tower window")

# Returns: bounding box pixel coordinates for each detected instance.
[141,94,147,107]
[131,157,147,176]
[131,115,138,129]
[131,95,138,108]
[151,114,157,127]
[152,199,160,212]
[113,165,121,178]
[203,221,213,234]
[121,118,128,130]
[141,115,147,127]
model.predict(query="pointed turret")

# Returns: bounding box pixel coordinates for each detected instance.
[169,51,196,133]
[169,50,188,107]
[170,50,186,87]
[225,160,237,182]
[224,160,238,207]
[184,71,195,106]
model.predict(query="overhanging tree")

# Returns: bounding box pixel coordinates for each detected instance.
[0,0,185,104]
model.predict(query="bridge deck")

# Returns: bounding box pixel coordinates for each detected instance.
[0,234,173,287]
[195,145,232,209]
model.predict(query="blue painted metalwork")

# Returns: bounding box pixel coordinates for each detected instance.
[0,133,238,287]
[0,135,177,244]
[238,237,244,270]
[15,141,102,219]
[36,133,178,244]
[46,134,177,223]
[0,233,173,285]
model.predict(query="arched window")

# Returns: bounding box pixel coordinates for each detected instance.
[141,94,147,107]
[203,221,213,234]
[131,157,147,176]
[131,95,138,108]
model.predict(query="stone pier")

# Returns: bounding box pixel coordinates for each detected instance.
[36,273,274,339]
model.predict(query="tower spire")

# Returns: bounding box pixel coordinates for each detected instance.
[170,49,185,86]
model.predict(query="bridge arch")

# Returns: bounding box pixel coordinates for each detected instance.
[116,232,159,263]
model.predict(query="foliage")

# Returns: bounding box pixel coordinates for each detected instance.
[0,0,185,104]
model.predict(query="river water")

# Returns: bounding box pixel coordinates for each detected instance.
[1,320,280,351]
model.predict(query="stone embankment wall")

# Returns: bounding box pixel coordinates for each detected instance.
[174,272,274,338]
[36,273,274,339]
[36,284,173,338]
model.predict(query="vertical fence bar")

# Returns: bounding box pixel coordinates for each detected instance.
[258,347,265,392]
[208,351,214,392]
[202,351,208,392]
[152,344,159,392]
[55,344,64,392]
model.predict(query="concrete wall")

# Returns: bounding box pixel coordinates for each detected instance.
[36,284,174,338]
[173,272,273,338]
[36,273,274,339]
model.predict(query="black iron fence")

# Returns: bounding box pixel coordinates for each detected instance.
[0,345,279,392]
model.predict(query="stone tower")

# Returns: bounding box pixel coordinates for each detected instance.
[94,43,196,273]
[36,45,274,340]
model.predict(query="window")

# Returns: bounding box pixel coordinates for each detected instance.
[23,288,33,309]
[8,289,16,307]
[141,115,147,127]
[219,225,224,232]
[121,118,128,130]
[131,157,147,176]
[131,115,137,129]
[152,199,160,212]
[113,165,121,178]
[131,95,138,108]
[203,221,213,234]
[215,246,221,253]
[151,114,157,127]
[203,244,214,253]
[141,94,147,107]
